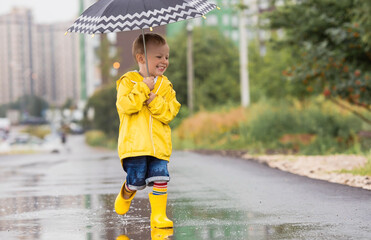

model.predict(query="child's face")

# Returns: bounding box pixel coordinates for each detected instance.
[138,42,169,77]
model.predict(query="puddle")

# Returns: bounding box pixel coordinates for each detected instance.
[0,192,340,240]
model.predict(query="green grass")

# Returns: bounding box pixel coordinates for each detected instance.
[173,97,370,155]
[339,153,371,176]
[85,130,116,150]
[21,125,51,139]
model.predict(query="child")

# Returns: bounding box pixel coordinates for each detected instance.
[114,33,181,230]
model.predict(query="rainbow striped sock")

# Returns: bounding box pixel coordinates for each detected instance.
[125,182,134,193]
[153,182,167,195]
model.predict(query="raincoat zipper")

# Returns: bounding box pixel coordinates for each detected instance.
[149,77,163,156]
[150,115,155,155]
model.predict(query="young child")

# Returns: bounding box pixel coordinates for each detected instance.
[114,33,181,230]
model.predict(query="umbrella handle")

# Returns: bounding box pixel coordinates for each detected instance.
[142,29,150,77]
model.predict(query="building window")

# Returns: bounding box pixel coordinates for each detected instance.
[223,15,229,26]
[232,16,238,27]
[231,30,238,42]
[258,0,269,9]
[193,17,202,27]
[207,15,218,26]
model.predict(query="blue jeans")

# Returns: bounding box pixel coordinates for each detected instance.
[122,156,170,190]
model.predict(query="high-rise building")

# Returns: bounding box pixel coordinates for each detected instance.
[78,0,102,106]
[0,8,36,105]
[36,22,81,105]
[166,0,283,53]
[0,8,84,107]
[166,0,241,42]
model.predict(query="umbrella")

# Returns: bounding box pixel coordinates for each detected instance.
[67,0,217,76]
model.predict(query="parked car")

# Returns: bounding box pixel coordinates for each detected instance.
[0,118,11,141]
[0,118,11,135]
[8,133,62,153]
[68,122,84,134]
[20,116,49,125]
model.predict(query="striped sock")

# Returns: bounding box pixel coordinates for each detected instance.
[123,182,135,199]
[125,182,134,193]
[153,182,167,195]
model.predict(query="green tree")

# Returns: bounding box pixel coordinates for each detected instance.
[0,104,7,118]
[267,0,371,122]
[62,98,76,110]
[354,0,371,49]
[9,95,48,117]
[86,82,119,138]
[248,40,299,102]
[166,27,240,110]
[96,35,121,85]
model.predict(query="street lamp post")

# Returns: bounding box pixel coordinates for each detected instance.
[187,22,194,115]
[239,0,250,107]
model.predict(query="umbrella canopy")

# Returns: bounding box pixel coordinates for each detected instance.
[67,0,216,34]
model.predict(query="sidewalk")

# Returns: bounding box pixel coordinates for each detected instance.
[243,153,371,190]
[194,149,371,190]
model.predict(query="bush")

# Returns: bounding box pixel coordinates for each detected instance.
[173,97,368,154]
[242,98,364,154]
[21,126,51,139]
[85,130,116,149]
[175,107,246,147]
[169,105,190,130]
[86,83,119,139]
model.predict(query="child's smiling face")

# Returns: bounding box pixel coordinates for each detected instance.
[138,42,169,77]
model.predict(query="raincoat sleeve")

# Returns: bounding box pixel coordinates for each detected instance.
[147,84,181,125]
[116,78,150,115]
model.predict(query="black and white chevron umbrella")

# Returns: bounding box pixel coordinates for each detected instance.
[67,0,217,34]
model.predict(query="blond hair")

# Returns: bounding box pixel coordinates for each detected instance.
[132,33,167,62]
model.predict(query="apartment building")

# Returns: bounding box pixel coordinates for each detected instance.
[36,23,81,105]
[166,0,284,53]
[0,8,83,106]
[0,8,36,105]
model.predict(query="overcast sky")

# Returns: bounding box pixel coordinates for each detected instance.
[0,0,79,23]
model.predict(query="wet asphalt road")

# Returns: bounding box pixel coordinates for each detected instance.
[0,135,370,240]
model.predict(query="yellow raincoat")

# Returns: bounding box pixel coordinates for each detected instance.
[116,71,181,162]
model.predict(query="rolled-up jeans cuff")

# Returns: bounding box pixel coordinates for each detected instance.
[127,184,146,190]
[146,176,170,185]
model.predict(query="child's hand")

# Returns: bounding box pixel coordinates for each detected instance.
[146,92,156,105]
[143,77,155,91]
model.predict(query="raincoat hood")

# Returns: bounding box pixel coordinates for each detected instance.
[116,71,145,91]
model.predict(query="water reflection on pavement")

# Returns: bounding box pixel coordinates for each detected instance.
[0,192,305,240]
[0,136,370,240]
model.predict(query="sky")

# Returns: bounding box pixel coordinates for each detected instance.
[0,0,79,23]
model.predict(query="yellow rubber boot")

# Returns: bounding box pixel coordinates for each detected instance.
[149,193,173,229]
[115,182,136,215]
[151,228,174,240]
[116,235,130,240]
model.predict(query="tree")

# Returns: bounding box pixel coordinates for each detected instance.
[9,95,48,117]
[248,40,300,102]
[86,82,119,138]
[0,104,7,118]
[96,35,121,85]
[62,98,76,110]
[267,0,371,123]
[166,27,240,110]
[354,0,371,49]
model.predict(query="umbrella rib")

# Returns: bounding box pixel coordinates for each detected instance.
[93,0,116,33]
